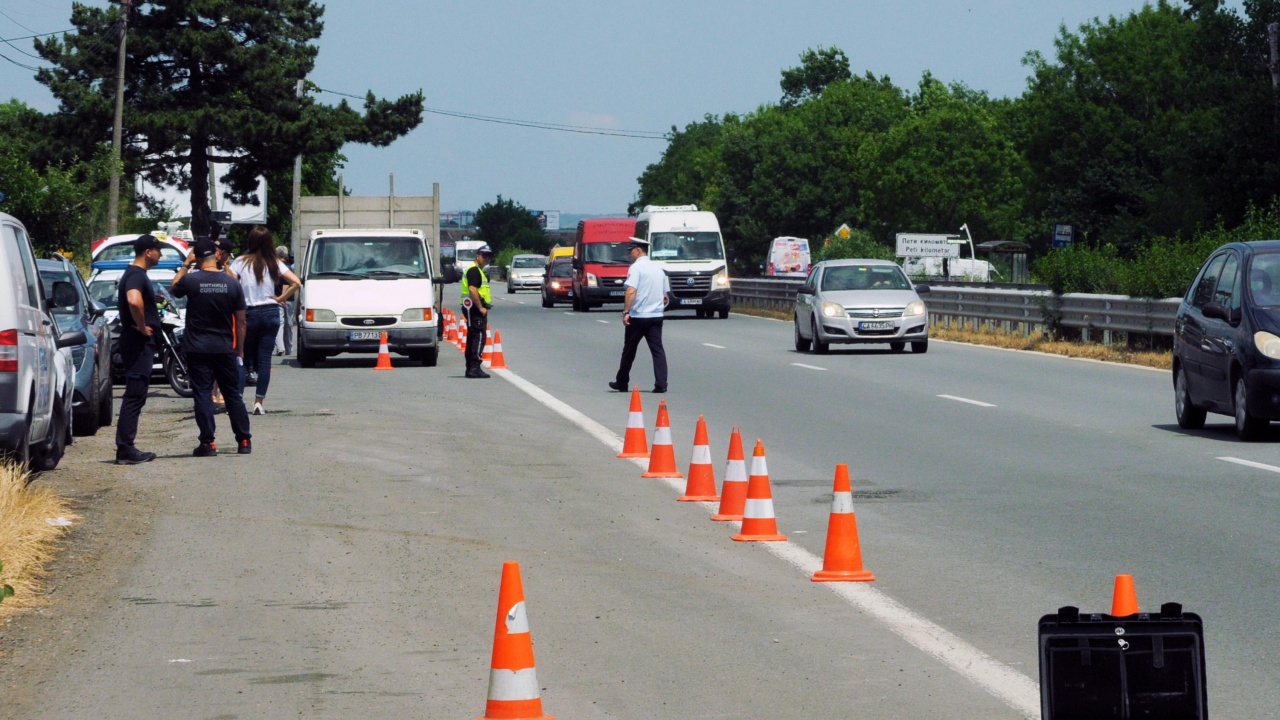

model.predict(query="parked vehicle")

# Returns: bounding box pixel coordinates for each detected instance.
[87,266,185,380]
[571,218,635,312]
[1173,241,1280,440]
[297,228,442,367]
[91,230,189,264]
[541,257,574,308]
[156,305,192,398]
[0,212,84,471]
[793,259,931,354]
[38,257,113,435]
[767,236,810,277]
[632,205,731,318]
[506,253,548,293]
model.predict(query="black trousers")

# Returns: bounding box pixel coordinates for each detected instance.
[187,352,252,445]
[614,316,667,389]
[464,304,488,372]
[115,333,155,450]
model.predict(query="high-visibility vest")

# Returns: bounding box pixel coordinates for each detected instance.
[460,261,491,305]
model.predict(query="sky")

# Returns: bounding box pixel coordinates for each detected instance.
[0,1,1250,217]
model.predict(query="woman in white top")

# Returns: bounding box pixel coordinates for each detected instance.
[228,226,301,414]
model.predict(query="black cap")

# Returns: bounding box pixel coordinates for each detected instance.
[193,238,218,259]
[133,234,163,253]
[214,236,233,253]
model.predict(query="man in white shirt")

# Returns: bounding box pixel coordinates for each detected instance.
[609,237,671,393]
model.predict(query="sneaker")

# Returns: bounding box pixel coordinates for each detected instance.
[246,371,259,384]
[253,402,266,415]
[115,447,156,465]
[237,438,252,455]
[608,381,627,392]
[193,442,218,457]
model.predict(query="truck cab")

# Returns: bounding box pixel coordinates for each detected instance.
[571,218,636,312]
[633,205,732,318]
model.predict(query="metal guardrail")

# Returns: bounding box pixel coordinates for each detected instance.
[729,278,1181,338]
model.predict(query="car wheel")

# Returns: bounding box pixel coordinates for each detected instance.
[889,342,905,353]
[74,367,103,436]
[297,333,319,368]
[1174,366,1206,430]
[98,372,114,427]
[793,316,811,352]
[418,347,439,367]
[911,339,929,354]
[718,308,729,319]
[37,402,68,472]
[811,315,829,354]
[580,299,590,312]
[1234,375,1268,441]
[507,282,514,294]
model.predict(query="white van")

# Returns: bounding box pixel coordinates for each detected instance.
[767,237,811,277]
[296,228,440,367]
[633,205,732,318]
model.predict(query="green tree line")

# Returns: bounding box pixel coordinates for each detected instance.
[633,1,1280,296]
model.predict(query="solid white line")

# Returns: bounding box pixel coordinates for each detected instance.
[938,394,996,408]
[494,366,1039,716]
[1218,456,1280,474]
[791,363,827,371]
[597,320,611,324]
[703,343,725,349]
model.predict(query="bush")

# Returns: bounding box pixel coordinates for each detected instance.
[813,228,895,263]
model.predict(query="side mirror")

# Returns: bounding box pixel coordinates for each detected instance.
[572,258,583,270]
[914,284,931,294]
[56,330,87,349]
[1202,300,1234,323]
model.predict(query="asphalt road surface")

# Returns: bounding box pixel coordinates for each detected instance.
[2,288,1276,719]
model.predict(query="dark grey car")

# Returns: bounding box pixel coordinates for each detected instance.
[38,257,113,436]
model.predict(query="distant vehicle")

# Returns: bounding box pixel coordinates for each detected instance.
[0,212,84,471]
[571,218,635,311]
[38,257,113,436]
[633,205,731,318]
[506,253,548,293]
[91,231,190,266]
[541,257,574,308]
[1173,241,1280,440]
[454,239,488,267]
[793,259,931,354]
[767,236,810,277]
[547,245,574,264]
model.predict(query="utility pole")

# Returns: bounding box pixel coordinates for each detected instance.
[290,79,304,264]
[106,0,133,237]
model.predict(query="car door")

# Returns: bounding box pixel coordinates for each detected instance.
[796,264,820,336]
[1199,251,1241,407]
[5,223,55,441]
[1179,252,1227,404]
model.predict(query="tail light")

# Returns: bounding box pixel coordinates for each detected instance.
[0,329,18,372]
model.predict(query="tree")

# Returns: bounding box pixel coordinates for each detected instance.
[780,46,852,108]
[631,114,729,215]
[33,0,424,237]
[474,196,547,254]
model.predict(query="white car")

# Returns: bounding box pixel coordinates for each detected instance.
[506,253,547,293]
[794,259,931,354]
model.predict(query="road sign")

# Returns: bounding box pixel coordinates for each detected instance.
[1052,223,1074,249]
[895,233,960,258]
[836,223,852,240]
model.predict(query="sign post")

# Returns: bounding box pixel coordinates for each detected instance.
[1052,223,1075,249]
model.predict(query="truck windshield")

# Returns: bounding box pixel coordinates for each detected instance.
[456,249,476,264]
[309,237,428,277]
[649,232,724,262]
[584,242,632,264]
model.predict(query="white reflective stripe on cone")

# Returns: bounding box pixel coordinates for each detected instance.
[627,412,644,428]
[691,445,712,463]
[750,456,768,476]
[743,498,776,519]
[653,426,672,445]
[724,460,747,480]
[831,491,854,514]
[487,667,541,701]
[505,601,529,633]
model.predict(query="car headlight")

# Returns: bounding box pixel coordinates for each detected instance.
[550,280,562,290]
[306,308,336,322]
[906,300,926,316]
[1255,331,1280,360]
[586,273,598,288]
[714,269,730,288]
[401,308,433,322]
[821,301,846,318]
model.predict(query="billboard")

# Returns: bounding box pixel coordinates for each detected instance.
[532,210,561,231]
[895,233,960,258]
[136,161,267,224]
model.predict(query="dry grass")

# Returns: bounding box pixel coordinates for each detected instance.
[731,306,1172,369]
[0,461,79,621]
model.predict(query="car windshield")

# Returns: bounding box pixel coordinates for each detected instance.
[87,277,186,310]
[309,237,428,277]
[649,231,724,262]
[1248,253,1280,308]
[97,242,185,264]
[39,269,80,315]
[549,261,572,278]
[821,265,911,291]
[584,242,632,264]
[512,257,544,268]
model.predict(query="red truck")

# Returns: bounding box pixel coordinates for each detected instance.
[570,218,637,312]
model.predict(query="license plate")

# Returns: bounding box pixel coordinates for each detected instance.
[610,290,625,297]
[349,330,382,340]
[681,298,703,305]
[858,321,894,330]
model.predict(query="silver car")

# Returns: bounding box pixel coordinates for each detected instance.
[793,259,931,354]
[506,254,548,293]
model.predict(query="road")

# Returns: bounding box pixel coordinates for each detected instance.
[1,288,1275,718]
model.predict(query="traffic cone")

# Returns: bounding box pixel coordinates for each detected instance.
[476,561,555,720]
[458,320,468,353]
[446,313,459,345]
[482,329,494,365]
[711,426,748,521]
[811,463,874,582]
[1111,574,1139,617]
[374,331,393,370]
[617,388,649,459]
[731,440,786,542]
[489,330,509,370]
[642,400,683,479]
[678,415,718,502]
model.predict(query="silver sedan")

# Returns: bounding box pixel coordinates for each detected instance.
[506,254,548,293]
[793,259,931,354]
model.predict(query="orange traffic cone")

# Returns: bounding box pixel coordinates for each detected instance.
[374,331,394,370]
[642,400,683,479]
[711,426,748,521]
[1111,574,1139,617]
[812,464,874,582]
[446,313,459,345]
[458,319,468,353]
[489,330,509,370]
[617,388,649,459]
[476,561,555,720]
[678,415,718,502]
[731,440,786,542]
[482,329,494,365]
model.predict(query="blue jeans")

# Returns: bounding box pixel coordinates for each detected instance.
[242,305,281,399]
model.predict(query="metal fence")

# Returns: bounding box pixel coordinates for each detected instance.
[729,278,1181,341]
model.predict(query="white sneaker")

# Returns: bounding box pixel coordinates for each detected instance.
[253,402,266,415]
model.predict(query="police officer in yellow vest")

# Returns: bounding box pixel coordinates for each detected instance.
[461,244,495,378]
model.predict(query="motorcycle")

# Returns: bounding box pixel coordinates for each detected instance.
[156,296,192,398]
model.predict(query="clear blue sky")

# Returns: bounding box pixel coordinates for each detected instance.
[0,1,1248,216]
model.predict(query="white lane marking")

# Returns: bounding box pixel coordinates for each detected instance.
[703,343,725,349]
[1219,456,1280,474]
[563,311,575,316]
[938,394,996,408]
[494,366,1039,716]
[791,363,827,371]
[597,320,611,324]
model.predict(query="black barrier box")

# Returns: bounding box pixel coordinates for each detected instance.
[1038,603,1207,720]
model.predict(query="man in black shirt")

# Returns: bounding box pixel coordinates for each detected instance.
[114,235,164,464]
[171,238,252,456]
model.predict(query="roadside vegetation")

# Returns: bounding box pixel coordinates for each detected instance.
[0,461,78,621]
